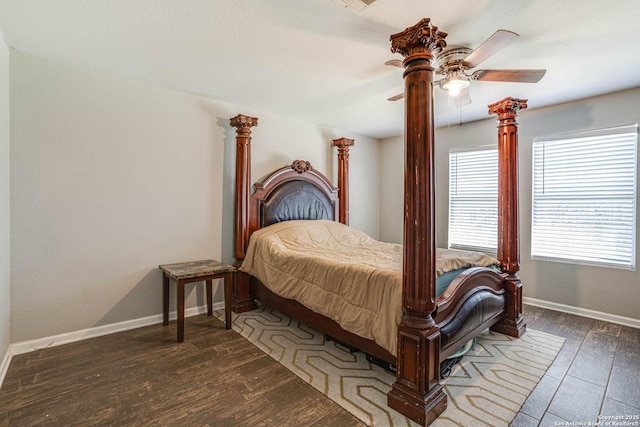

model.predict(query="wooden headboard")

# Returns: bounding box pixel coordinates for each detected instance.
[251,160,339,228]
[230,113,354,263]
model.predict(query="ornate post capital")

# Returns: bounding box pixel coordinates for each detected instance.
[230,114,258,136]
[332,137,355,154]
[390,18,447,61]
[488,97,528,121]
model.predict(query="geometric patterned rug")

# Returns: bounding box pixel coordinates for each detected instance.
[215,305,565,427]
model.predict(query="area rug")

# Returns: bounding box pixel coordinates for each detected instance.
[215,305,564,426]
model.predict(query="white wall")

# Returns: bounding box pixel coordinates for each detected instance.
[10,52,380,342]
[380,88,640,321]
[379,138,404,244]
[0,31,10,363]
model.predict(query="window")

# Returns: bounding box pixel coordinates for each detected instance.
[532,124,638,270]
[448,147,498,253]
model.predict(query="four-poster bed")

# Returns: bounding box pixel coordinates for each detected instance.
[230,18,527,427]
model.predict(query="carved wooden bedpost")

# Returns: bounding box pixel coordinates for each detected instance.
[230,114,259,313]
[488,97,527,337]
[332,137,354,225]
[387,19,448,426]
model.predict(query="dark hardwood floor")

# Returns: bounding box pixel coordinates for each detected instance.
[513,305,640,426]
[0,305,638,426]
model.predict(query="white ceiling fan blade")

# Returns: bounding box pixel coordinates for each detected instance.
[473,69,546,83]
[462,30,519,69]
[387,92,404,101]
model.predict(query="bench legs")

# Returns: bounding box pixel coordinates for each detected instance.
[163,275,170,326]
[162,272,233,342]
[206,279,213,316]
[177,279,185,343]
[224,272,233,330]
[162,274,186,342]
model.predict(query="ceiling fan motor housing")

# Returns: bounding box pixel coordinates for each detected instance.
[436,47,473,71]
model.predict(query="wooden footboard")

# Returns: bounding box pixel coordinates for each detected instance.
[435,267,507,358]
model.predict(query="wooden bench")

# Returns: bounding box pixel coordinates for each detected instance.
[159,259,235,342]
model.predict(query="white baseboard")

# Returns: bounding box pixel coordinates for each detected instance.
[523,297,640,329]
[0,344,13,389]
[0,303,224,389]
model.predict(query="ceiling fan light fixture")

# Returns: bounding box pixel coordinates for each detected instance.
[441,73,470,96]
[386,29,545,105]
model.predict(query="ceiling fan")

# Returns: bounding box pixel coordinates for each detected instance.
[386,29,546,106]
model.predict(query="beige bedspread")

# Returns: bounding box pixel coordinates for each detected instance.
[240,220,498,356]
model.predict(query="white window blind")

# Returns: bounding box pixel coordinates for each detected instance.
[532,124,638,270]
[449,147,498,253]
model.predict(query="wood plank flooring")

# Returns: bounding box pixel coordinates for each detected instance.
[513,305,640,426]
[0,315,362,426]
[0,305,638,426]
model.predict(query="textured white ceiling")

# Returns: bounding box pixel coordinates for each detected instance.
[1,0,639,138]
